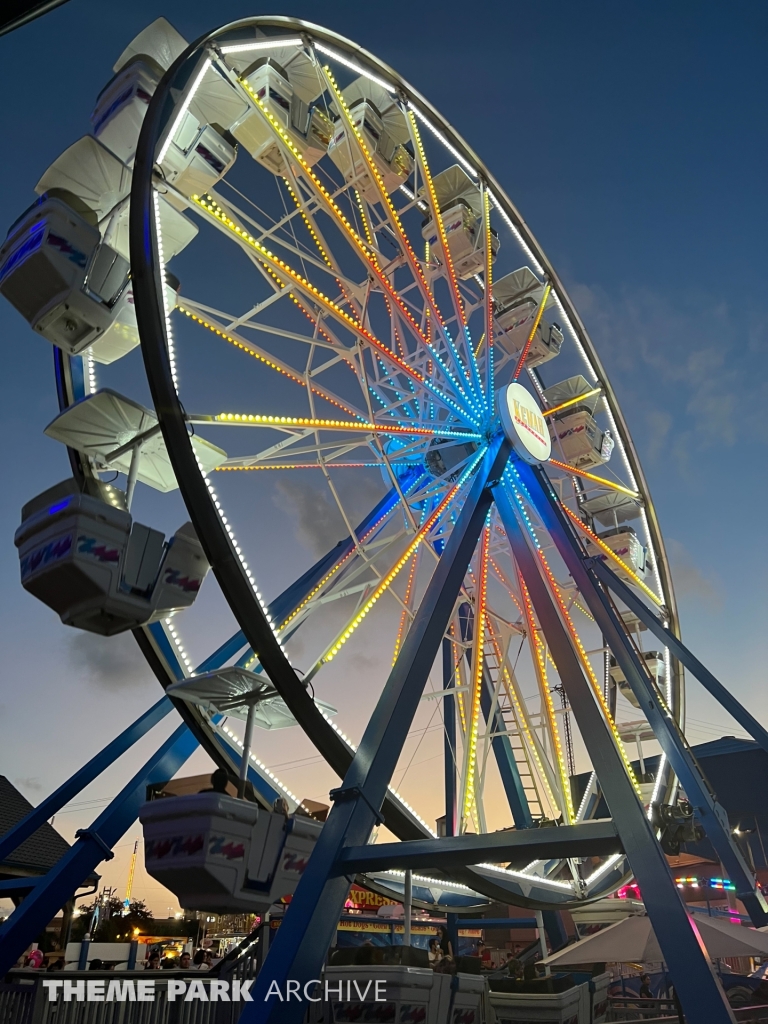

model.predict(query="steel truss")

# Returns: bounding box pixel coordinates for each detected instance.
[1,20,761,1024]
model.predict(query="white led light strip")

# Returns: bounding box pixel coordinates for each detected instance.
[313,42,396,94]
[153,192,179,392]
[220,37,302,54]
[411,105,478,179]
[489,194,544,275]
[85,352,96,394]
[157,57,212,165]
[164,613,193,675]
[221,724,306,809]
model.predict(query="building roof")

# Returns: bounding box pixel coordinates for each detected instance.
[690,736,760,759]
[0,776,71,875]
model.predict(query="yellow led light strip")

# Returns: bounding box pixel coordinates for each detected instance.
[238,75,444,361]
[234,79,479,417]
[322,67,470,374]
[483,189,495,403]
[408,108,467,331]
[319,458,479,665]
[518,572,575,822]
[178,305,362,419]
[213,412,477,440]
[547,459,640,499]
[513,283,551,380]
[192,194,438,398]
[486,619,560,818]
[462,519,491,823]
[560,502,664,607]
[243,496,405,671]
[534,548,641,795]
[543,388,602,418]
[391,550,419,666]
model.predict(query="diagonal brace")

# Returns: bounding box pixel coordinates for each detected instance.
[590,556,768,757]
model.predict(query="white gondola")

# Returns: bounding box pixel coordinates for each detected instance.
[421,165,500,280]
[228,53,331,173]
[327,78,413,200]
[587,525,648,582]
[493,266,562,368]
[15,477,209,635]
[581,490,643,529]
[140,793,323,914]
[544,375,613,469]
[0,194,128,356]
[0,135,196,362]
[611,653,666,710]
[91,18,189,166]
[159,114,237,207]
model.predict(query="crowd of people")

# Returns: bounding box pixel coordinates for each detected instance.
[17,946,218,972]
[145,948,216,970]
[426,932,523,978]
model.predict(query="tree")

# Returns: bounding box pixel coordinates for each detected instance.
[72,897,155,943]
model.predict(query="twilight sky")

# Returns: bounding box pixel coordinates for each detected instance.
[0,0,766,916]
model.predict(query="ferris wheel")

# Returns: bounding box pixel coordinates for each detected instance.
[1,15,767,1022]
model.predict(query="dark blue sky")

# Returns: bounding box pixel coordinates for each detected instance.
[0,0,765,910]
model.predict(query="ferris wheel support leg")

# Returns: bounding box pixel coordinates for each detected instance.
[590,556,768,758]
[239,436,510,1024]
[0,722,198,977]
[521,463,768,928]
[493,478,736,1024]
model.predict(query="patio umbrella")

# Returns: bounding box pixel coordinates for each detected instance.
[543,913,768,965]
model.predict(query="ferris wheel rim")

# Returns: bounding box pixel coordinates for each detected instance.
[124,15,675,910]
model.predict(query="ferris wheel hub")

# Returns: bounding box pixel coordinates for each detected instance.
[498,382,552,465]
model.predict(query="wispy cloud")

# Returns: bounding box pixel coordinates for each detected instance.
[67,631,153,690]
[273,473,386,558]
[570,281,768,472]
[14,776,42,792]
[665,537,722,610]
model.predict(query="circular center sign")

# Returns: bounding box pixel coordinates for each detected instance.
[498,383,551,464]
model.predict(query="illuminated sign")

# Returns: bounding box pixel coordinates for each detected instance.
[498,383,551,464]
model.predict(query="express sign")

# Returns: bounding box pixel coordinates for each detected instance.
[498,382,551,464]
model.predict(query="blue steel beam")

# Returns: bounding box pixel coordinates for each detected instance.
[493,474,736,1024]
[522,463,768,927]
[0,878,39,895]
[0,723,198,976]
[241,435,510,1024]
[442,638,458,837]
[0,697,172,864]
[337,820,622,873]
[590,557,768,757]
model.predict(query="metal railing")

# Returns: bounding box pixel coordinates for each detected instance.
[607,997,768,1022]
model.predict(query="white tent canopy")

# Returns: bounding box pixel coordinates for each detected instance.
[543,912,768,965]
